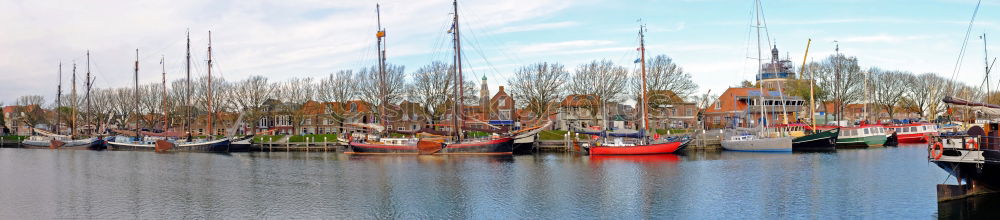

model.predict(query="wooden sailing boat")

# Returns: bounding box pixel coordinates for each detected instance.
[22,61,105,150]
[588,25,687,155]
[347,1,513,155]
[720,0,793,152]
[107,33,239,152]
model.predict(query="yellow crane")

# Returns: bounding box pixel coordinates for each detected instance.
[801,38,814,130]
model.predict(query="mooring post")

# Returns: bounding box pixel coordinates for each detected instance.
[324,136,328,152]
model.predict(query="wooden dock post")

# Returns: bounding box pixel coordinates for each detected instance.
[324,137,328,152]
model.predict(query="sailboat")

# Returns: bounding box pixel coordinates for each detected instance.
[22,61,105,150]
[347,1,514,155]
[587,25,687,155]
[720,0,793,152]
[107,32,240,152]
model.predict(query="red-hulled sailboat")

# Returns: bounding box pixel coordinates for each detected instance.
[588,25,687,155]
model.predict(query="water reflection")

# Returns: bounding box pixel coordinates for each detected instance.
[0,147,990,218]
[938,195,1000,219]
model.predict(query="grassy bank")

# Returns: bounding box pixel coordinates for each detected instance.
[655,129,690,135]
[1,135,26,141]
[253,135,285,142]
[538,130,587,140]
[252,134,339,143]
[288,134,338,142]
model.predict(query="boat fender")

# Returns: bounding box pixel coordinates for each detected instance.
[966,139,979,151]
[931,142,944,160]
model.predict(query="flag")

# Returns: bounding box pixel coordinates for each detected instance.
[633,58,641,63]
[447,22,456,33]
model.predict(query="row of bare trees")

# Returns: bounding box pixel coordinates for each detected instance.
[5,54,696,134]
[783,54,978,121]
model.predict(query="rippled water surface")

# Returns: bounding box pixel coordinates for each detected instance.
[0,145,981,218]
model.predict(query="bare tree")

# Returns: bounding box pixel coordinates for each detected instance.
[900,73,948,120]
[231,75,274,134]
[192,76,228,133]
[569,59,628,127]
[811,54,864,121]
[357,64,406,123]
[507,62,568,120]
[276,77,315,134]
[632,55,698,100]
[408,61,454,124]
[109,87,133,129]
[317,70,358,129]
[869,68,908,120]
[88,88,115,133]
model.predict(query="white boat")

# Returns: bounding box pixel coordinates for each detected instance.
[721,134,793,152]
[22,135,105,150]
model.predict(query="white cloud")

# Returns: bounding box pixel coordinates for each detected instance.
[493,21,579,34]
[0,0,572,103]
[827,34,937,43]
[513,40,616,53]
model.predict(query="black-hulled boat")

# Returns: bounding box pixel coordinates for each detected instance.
[931,97,1000,201]
[792,128,838,151]
[884,131,899,146]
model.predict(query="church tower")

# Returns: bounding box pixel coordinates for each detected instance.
[480,75,490,120]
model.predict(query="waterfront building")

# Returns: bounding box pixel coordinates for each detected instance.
[646,90,699,129]
[702,87,805,129]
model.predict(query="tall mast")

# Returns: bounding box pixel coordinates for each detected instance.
[186,30,192,138]
[755,0,767,132]
[207,31,214,137]
[85,51,92,136]
[834,41,840,124]
[72,62,77,137]
[984,33,991,102]
[639,24,649,143]
[56,62,62,135]
[376,4,388,133]
[134,49,140,138]
[451,0,464,142]
[161,56,168,132]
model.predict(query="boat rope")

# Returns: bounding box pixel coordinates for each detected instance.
[947,0,983,95]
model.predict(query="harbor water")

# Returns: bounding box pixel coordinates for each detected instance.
[0,145,992,218]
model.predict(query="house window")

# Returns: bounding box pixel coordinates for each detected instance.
[686,108,693,116]
[350,103,358,112]
[499,97,507,107]
[500,110,511,120]
[305,119,312,125]
[715,102,721,110]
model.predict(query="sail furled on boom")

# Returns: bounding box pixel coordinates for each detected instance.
[944,96,1000,116]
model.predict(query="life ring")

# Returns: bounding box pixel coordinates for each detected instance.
[931,142,944,160]
[967,139,979,151]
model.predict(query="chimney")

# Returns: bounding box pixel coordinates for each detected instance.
[499,86,505,93]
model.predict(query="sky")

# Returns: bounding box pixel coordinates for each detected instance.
[1,0,999,105]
